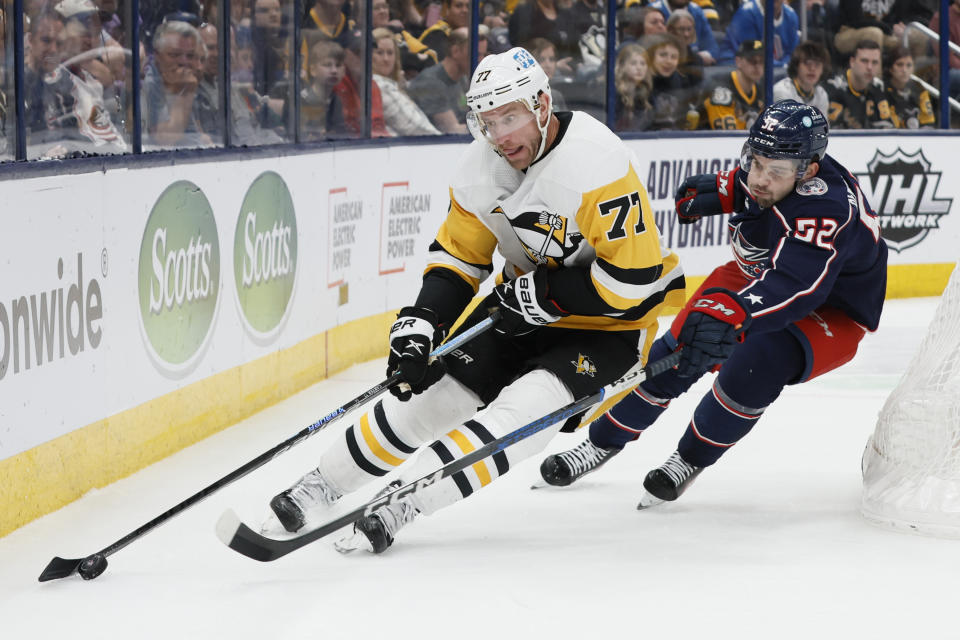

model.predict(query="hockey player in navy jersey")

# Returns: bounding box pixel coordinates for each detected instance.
[261,47,686,552]
[540,100,888,508]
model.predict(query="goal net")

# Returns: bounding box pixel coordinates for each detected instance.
[862,263,960,537]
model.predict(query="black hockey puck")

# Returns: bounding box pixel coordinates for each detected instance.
[78,554,108,580]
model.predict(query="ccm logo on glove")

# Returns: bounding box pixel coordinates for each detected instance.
[692,297,739,318]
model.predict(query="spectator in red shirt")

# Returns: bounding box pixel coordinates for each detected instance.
[335,35,390,137]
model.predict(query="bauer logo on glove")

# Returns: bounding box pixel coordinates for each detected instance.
[493,268,569,336]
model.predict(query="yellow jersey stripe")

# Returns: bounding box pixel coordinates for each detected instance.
[447,429,492,486]
[360,413,405,467]
[425,253,485,290]
[439,190,498,266]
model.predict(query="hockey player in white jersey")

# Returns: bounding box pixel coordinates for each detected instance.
[266,47,687,553]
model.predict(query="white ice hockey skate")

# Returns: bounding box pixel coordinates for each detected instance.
[334,481,420,554]
[537,437,621,487]
[265,467,343,534]
[637,450,702,509]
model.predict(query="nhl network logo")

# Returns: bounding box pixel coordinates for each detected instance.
[855,148,953,252]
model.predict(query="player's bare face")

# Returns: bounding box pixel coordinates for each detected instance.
[480,102,541,170]
[746,154,800,208]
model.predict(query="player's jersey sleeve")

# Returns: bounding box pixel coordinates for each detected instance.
[549,155,685,326]
[735,174,869,333]
[424,188,497,293]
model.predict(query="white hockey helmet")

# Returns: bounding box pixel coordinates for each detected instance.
[465,47,553,163]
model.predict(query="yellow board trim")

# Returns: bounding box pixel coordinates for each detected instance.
[447,429,492,486]
[682,262,955,302]
[0,310,396,539]
[2,262,953,538]
[360,412,405,468]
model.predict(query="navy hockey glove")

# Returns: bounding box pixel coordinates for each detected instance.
[493,268,569,337]
[675,167,745,224]
[676,288,752,377]
[387,306,446,401]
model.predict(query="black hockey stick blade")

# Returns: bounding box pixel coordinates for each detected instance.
[38,557,83,582]
[216,350,681,563]
[38,311,499,582]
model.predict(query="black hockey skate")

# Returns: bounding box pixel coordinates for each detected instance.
[334,481,420,554]
[268,468,342,533]
[539,438,621,487]
[637,451,702,509]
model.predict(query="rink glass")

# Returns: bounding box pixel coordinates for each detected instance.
[3,0,959,164]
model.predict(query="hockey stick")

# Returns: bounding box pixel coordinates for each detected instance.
[37,310,499,582]
[215,350,682,563]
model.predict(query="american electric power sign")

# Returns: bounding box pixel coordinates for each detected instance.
[137,172,298,374]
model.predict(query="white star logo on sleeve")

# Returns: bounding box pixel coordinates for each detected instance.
[746,293,763,305]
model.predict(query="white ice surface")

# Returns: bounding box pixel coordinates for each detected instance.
[2,298,958,640]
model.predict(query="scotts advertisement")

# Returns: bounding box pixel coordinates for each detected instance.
[233,171,298,338]
[138,181,221,373]
[855,148,954,253]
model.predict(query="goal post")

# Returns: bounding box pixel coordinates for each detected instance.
[861,262,960,538]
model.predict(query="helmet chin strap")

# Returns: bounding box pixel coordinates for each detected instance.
[531,96,552,164]
[532,106,550,164]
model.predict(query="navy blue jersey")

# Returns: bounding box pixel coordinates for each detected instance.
[729,153,888,334]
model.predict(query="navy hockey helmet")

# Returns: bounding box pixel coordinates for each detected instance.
[742,100,828,179]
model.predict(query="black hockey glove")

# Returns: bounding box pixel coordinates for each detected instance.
[387,306,446,401]
[676,288,752,377]
[493,268,569,337]
[675,167,745,224]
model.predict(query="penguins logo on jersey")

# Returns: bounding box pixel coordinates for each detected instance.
[505,208,584,267]
[712,86,733,106]
[571,354,597,377]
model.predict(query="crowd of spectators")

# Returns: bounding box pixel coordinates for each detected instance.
[5,0,958,160]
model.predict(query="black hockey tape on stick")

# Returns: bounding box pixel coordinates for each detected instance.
[37,309,500,583]
[215,349,682,563]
